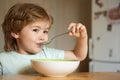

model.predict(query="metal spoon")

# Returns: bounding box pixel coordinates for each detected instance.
[42,30,71,45]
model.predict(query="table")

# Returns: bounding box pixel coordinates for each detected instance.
[0,72,120,80]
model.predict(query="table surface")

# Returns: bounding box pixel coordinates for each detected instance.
[0,72,120,80]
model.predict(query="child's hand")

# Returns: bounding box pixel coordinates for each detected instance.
[68,23,87,39]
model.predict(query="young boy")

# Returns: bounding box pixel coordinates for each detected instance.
[0,3,88,74]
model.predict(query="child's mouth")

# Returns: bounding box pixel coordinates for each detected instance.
[37,43,43,48]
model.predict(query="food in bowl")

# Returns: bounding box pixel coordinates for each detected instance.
[31,59,80,77]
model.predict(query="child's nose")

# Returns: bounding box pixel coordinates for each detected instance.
[39,34,47,41]
[40,36,45,40]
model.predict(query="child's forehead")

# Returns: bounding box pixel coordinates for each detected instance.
[27,20,51,29]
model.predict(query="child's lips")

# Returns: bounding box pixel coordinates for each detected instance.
[36,43,43,48]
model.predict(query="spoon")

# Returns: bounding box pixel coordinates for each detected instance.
[42,30,71,45]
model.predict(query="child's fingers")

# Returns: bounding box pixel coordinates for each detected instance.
[76,23,83,32]
[68,23,77,35]
[68,23,87,37]
[68,23,76,31]
[69,23,84,33]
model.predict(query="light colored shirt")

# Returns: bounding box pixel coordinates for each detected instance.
[0,47,64,75]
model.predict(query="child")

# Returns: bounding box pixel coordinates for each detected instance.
[0,3,88,75]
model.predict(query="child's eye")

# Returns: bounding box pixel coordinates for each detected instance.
[33,29,39,32]
[43,30,48,34]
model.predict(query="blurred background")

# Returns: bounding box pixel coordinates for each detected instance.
[0,0,120,72]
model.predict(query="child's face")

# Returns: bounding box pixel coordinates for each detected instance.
[13,20,50,54]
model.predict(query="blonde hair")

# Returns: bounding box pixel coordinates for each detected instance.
[2,3,53,51]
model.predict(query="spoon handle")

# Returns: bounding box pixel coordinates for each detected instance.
[42,31,71,45]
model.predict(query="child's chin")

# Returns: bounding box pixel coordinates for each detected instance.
[29,51,41,54]
[34,49,42,53]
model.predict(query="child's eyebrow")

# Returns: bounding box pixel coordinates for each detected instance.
[34,25,41,29]
[34,26,49,30]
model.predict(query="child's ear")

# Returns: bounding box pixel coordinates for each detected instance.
[11,32,19,39]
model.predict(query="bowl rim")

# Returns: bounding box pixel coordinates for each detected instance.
[31,59,80,62]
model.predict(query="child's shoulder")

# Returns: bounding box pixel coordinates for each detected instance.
[0,51,15,59]
[0,51,9,55]
[0,51,13,54]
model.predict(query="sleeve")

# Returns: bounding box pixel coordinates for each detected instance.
[42,47,65,59]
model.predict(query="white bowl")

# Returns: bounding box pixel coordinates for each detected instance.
[31,59,80,77]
